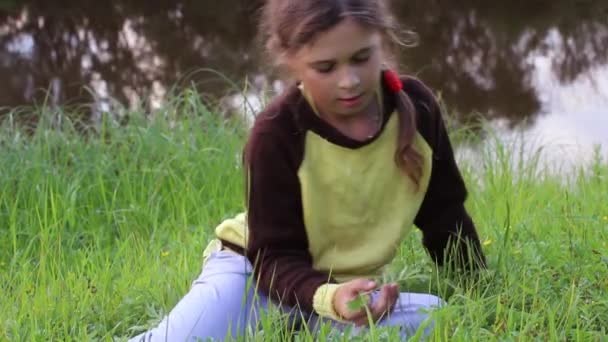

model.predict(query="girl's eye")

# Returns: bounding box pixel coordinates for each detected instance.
[314,63,335,74]
[352,53,371,64]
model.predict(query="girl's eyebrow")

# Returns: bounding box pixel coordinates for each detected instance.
[308,46,373,66]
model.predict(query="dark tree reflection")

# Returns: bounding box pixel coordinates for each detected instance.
[1,0,607,127]
[394,0,608,127]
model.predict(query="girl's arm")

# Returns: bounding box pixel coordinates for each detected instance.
[407,77,487,271]
[244,129,337,316]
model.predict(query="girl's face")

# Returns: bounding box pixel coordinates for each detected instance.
[286,18,385,120]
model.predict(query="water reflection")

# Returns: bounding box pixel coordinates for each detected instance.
[0,0,261,116]
[393,1,608,128]
[1,0,607,159]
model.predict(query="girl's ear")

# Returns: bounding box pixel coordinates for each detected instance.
[280,51,298,70]
[272,51,288,72]
[271,53,300,85]
[279,51,303,80]
[379,35,397,69]
[275,50,287,66]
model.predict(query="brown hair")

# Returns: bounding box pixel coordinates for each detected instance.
[258,0,423,187]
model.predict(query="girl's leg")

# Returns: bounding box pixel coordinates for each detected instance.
[377,292,444,337]
[129,250,268,342]
[308,292,444,339]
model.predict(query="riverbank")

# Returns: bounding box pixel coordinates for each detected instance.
[1,96,606,340]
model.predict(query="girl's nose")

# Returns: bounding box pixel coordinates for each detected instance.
[338,68,361,90]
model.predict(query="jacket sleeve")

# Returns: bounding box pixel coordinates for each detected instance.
[244,130,340,316]
[407,77,487,270]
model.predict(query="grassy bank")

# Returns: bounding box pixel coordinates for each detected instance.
[0,94,607,341]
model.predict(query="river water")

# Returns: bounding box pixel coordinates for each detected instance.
[1,0,607,170]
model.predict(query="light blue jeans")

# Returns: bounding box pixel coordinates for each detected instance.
[129,250,443,341]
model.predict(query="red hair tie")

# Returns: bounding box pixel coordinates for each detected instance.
[383,69,403,93]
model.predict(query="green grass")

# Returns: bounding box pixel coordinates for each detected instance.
[1,91,607,341]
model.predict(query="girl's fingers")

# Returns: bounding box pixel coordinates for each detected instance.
[337,278,376,321]
[371,284,399,323]
[377,285,391,311]
[387,283,399,311]
[373,285,391,319]
[353,286,388,326]
[349,306,367,322]
[349,283,400,327]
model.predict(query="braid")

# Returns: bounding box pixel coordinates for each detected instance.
[382,69,424,190]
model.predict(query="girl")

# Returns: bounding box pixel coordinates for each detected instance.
[130,0,486,340]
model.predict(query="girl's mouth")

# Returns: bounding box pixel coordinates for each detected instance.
[338,94,363,107]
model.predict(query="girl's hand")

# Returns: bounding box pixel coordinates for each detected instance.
[333,278,400,326]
